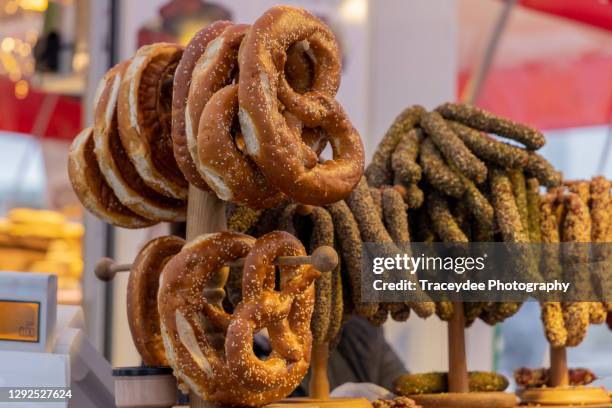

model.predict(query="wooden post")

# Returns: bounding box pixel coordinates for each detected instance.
[309,342,330,399]
[549,346,569,387]
[186,186,226,408]
[447,302,469,393]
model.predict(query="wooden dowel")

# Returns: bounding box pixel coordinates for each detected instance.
[448,302,469,393]
[309,342,330,399]
[549,346,569,387]
[95,245,338,281]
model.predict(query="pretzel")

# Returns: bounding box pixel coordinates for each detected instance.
[185,24,250,182]
[68,127,153,228]
[159,232,293,407]
[197,84,283,208]
[172,21,232,190]
[226,231,318,392]
[93,62,186,222]
[238,6,364,205]
[117,43,187,200]
[127,235,184,366]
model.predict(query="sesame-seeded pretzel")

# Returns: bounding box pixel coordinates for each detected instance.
[127,235,184,366]
[186,24,250,182]
[158,231,314,407]
[238,6,364,205]
[196,84,283,208]
[67,127,154,229]
[172,21,232,190]
[226,231,318,392]
[93,62,186,222]
[117,43,188,200]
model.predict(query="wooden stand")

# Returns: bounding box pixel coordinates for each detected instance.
[182,187,368,408]
[410,303,518,408]
[519,346,611,407]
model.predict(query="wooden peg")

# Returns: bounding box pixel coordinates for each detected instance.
[94,257,131,281]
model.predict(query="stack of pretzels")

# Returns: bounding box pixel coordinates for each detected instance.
[68,5,364,228]
[127,230,318,407]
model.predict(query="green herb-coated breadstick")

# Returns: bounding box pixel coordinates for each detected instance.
[392,128,423,186]
[421,112,487,184]
[419,137,466,198]
[436,102,545,150]
[366,105,426,187]
[446,120,529,169]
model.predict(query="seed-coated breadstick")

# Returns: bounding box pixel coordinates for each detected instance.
[366,105,426,187]
[526,178,542,244]
[539,195,562,282]
[509,170,529,236]
[382,188,435,318]
[370,187,383,219]
[562,193,592,347]
[588,302,606,325]
[308,206,335,345]
[447,120,529,169]
[227,205,262,233]
[367,306,389,326]
[540,302,567,347]
[421,112,487,183]
[436,102,545,150]
[538,194,566,347]
[382,187,410,245]
[393,184,424,209]
[390,304,412,322]
[465,302,486,327]
[525,152,562,187]
[427,191,469,243]
[462,177,495,242]
[567,180,590,207]
[419,137,466,198]
[326,200,378,318]
[392,128,423,186]
[590,176,611,308]
[490,168,529,243]
[436,301,454,321]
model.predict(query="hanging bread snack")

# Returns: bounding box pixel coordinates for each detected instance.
[127,235,184,366]
[92,62,187,222]
[436,102,545,150]
[589,176,611,310]
[171,21,232,191]
[367,105,426,187]
[392,128,423,187]
[117,43,188,200]
[238,6,364,205]
[68,127,154,229]
[225,232,318,392]
[561,193,592,347]
[158,231,318,407]
[326,200,379,319]
[196,84,284,208]
[446,121,528,169]
[419,137,466,198]
[420,111,487,184]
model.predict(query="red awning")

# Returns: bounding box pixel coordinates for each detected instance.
[520,0,612,32]
[0,77,81,141]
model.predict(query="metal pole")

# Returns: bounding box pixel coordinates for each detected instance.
[461,0,517,104]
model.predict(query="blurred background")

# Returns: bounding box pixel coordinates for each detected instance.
[0,0,610,390]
